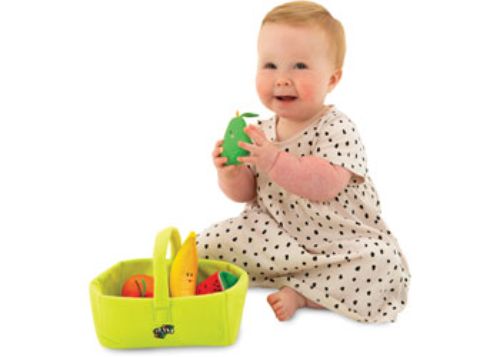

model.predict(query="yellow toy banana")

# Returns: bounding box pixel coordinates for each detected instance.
[169,231,198,297]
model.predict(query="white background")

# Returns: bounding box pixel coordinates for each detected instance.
[1,0,499,355]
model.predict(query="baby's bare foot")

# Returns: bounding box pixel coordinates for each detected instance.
[267,286,307,321]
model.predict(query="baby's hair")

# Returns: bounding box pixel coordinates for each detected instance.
[261,1,346,70]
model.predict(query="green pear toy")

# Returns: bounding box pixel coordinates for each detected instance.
[221,111,259,165]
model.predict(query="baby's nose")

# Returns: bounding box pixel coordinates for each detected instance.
[276,78,292,87]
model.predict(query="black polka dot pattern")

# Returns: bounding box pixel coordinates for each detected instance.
[314,114,368,184]
[196,106,410,323]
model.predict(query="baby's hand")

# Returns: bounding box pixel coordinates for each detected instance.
[212,139,246,179]
[237,125,280,173]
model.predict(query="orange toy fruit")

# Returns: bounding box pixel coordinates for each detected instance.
[121,274,154,298]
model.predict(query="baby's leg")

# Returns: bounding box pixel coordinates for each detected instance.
[196,206,320,320]
[196,208,411,322]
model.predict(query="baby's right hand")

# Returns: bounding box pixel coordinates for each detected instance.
[212,139,245,179]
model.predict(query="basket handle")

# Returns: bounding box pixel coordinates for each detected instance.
[152,227,181,321]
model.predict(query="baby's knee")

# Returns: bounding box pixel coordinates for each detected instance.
[366,239,406,273]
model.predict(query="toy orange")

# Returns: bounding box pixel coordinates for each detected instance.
[121,274,154,298]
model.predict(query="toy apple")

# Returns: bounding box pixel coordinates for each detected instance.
[221,111,258,165]
[121,274,154,298]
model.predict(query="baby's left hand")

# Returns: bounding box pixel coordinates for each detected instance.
[237,125,280,173]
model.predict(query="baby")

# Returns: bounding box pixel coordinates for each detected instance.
[196,1,410,323]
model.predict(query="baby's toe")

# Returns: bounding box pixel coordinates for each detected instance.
[273,303,284,313]
[277,309,291,321]
[270,301,284,316]
[267,292,281,305]
[274,304,291,319]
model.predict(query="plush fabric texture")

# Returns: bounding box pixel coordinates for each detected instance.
[90,227,248,348]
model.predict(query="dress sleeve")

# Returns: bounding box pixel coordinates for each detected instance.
[313,114,368,185]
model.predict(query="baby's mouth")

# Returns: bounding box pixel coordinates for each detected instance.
[275,95,298,102]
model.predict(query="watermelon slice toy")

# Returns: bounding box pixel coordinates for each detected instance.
[196,271,238,295]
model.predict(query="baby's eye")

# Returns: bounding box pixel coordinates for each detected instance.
[263,62,277,69]
[294,62,308,69]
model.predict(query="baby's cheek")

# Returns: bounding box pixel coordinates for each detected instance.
[256,72,272,99]
[298,82,316,101]
[255,81,266,98]
[298,76,326,104]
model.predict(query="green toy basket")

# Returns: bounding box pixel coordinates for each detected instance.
[89,226,249,349]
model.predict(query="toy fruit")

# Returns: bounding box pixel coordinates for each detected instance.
[121,274,154,298]
[196,271,238,295]
[221,111,259,166]
[169,231,198,297]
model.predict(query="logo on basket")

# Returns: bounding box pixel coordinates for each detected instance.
[153,324,175,339]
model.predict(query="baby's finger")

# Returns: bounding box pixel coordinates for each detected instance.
[213,139,223,151]
[244,125,267,146]
[237,156,255,165]
[238,141,255,152]
[214,157,227,168]
[212,144,224,158]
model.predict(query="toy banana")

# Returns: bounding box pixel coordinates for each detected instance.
[169,231,198,297]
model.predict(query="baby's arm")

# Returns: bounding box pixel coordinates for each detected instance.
[236,124,351,202]
[218,165,256,203]
[268,152,352,202]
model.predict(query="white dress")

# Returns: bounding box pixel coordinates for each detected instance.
[196,106,411,323]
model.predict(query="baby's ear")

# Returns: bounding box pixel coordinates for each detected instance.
[328,68,342,92]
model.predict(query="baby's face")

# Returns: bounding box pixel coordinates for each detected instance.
[256,23,340,122]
